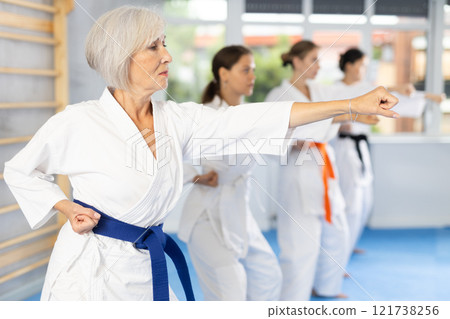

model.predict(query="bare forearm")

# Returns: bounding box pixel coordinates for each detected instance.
[289,100,348,128]
[289,87,399,128]
[54,199,74,219]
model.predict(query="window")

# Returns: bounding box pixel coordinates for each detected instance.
[374,0,428,18]
[162,0,226,103]
[312,30,362,85]
[161,0,444,134]
[243,24,302,103]
[442,4,450,133]
[165,24,225,103]
[164,0,227,21]
[310,0,366,25]
[371,30,427,133]
[245,0,303,14]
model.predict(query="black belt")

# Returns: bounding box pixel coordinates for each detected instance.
[338,132,369,173]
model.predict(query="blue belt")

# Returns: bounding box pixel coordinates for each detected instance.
[74,199,195,301]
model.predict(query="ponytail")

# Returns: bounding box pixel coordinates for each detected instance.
[281,53,292,67]
[201,80,219,104]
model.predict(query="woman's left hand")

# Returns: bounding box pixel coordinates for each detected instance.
[425,93,447,104]
[394,83,416,96]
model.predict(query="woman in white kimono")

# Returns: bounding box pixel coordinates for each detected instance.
[333,48,446,262]
[179,46,282,300]
[265,41,379,301]
[3,7,399,301]
[333,49,379,261]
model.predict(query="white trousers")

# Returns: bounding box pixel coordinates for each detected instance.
[187,213,282,301]
[277,211,349,300]
[334,137,374,262]
[276,146,350,300]
[343,181,373,254]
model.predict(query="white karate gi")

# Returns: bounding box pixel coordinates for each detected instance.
[331,81,375,261]
[265,80,349,300]
[179,96,282,301]
[4,87,293,301]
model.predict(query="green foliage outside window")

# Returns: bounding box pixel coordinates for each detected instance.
[166,24,225,103]
[246,35,293,103]
[166,25,294,104]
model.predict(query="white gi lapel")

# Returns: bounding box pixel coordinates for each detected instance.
[98,88,180,227]
[122,100,182,227]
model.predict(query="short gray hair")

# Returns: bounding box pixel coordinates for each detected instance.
[85,6,165,91]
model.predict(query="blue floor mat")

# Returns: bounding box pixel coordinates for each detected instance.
[25,227,450,301]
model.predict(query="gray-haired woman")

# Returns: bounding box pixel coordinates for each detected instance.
[4,6,398,301]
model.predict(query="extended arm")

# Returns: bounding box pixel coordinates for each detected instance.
[289,86,398,128]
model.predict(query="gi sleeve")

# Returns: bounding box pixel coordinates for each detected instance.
[179,101,294,161]
[4,114,69,229]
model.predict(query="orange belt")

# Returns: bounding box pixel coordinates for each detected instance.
[309,141,335,223]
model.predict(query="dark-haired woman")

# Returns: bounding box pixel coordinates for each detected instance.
[265,41,374,301]
[179,45,282,300]
[333,48,378,260]
[333,48,445,262]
